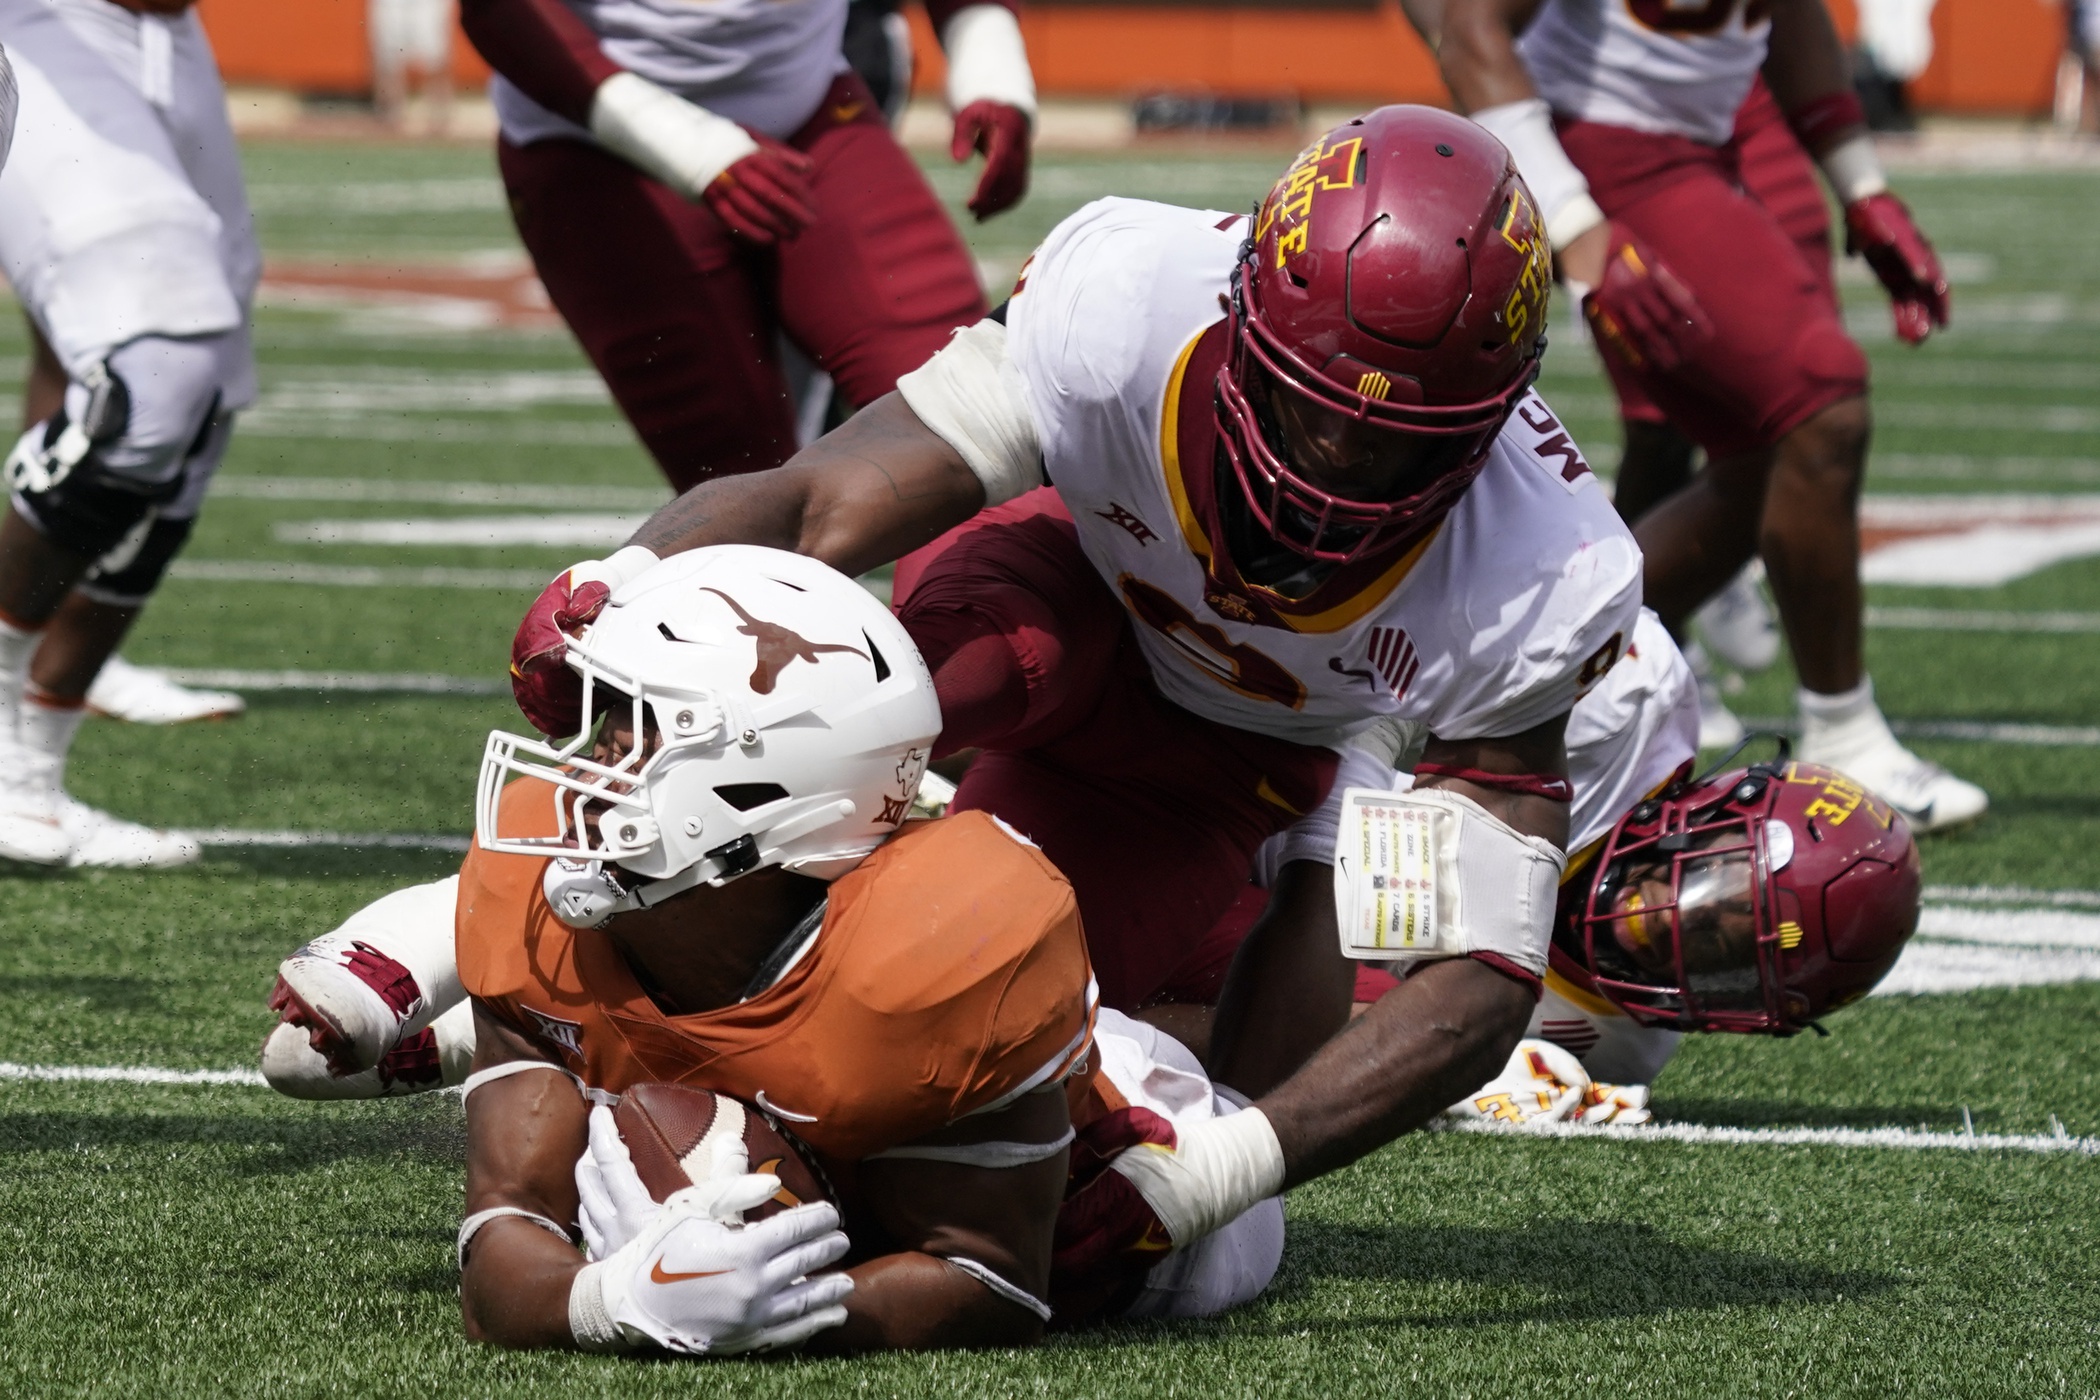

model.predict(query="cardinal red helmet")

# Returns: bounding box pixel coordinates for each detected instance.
[1215,105,1552,565]
[1569,757,1922,1034]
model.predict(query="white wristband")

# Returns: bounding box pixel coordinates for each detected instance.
[1111,1107,1286,1246]
[569,1261,628,1351]
[1469,98,1604,252]
[942,4,1036,120]
[588,71,758,202]
[1818,132,1888,204]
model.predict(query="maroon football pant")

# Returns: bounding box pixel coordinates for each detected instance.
[1611,78,1839,429]
[894,490,1339,1012]
[500,73,987,491]
[1562,96,1868,458]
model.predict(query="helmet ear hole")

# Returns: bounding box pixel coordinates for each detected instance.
[864,632,890,683]
[715,782,790,812]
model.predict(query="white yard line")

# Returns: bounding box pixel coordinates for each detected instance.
[1867,607,2100,633]
[159,668,505,695]
[168,560,549,590]
[276,514,646,548]
[1738,715,2100,747]
[0,1062,267,1087]
[1442,1117,2100,1155]
[190,829,470,851]
[211,476,667,509]
[1926,884,2100,909]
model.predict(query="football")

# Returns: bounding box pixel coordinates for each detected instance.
[612,1082,830,1222]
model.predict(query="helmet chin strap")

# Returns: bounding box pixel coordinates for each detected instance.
[541,840,755,930]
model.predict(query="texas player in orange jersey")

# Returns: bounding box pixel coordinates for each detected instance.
[337,546,1283,1354]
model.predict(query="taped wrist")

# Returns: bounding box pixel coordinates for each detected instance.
[1818,133,1888,205]
[569,1261,630,1351]
[1331,785,1563,974]
[1110,1108,1286,1246]
[896,319,1044,506]
[588,71,758,198]
[942,4,1036,119]
[1468,98,1604,252]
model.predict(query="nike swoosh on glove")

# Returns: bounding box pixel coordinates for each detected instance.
[571,1178,852,1355]
[510,545,659,737]
[951,100,1031,221]
[1049,1106,1179,1319]
[1582,224,1715,372]
[705,135,818,245]
[1444,1038,1590,1127]
[1844,191,1949,346]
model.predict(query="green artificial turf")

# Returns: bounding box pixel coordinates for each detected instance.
[0,138,2094,1396]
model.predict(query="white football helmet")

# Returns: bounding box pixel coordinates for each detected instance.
[477,546,941,926]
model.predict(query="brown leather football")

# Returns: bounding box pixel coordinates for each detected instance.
[612,1082,829,1222]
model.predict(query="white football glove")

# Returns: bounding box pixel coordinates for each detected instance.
[569,1177,852,1355]
[1445,1039,1591,1127]
[577,1103,756,1261]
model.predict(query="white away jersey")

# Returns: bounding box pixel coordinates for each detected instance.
[1518,0,1771,146]
[1003,197,1642,749]
[494,0,847,147]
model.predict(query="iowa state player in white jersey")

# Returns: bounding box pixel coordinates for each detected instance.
[1429,0,1982,832]
[506,107,1642,1284]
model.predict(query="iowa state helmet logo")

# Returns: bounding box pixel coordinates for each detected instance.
[1255,134,1365,269]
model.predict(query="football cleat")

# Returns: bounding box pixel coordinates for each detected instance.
[1802,732,1988,834]
[268,934,430,1077]
[1685,641,1746,751]
[58,797,201,868]
[86,656,245,724]
[0,789,74,865]
[1693,565,1781,674]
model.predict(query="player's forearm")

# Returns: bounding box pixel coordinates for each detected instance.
[801,1253,1044,1353]
[1258,956,1532,1187]
[1760,0,1856,119]
[460,1219,586,1349]
[1436,0,1549,112]
[1416,716,1574,850]
[459,0,620,126]
[1209,861,1357,1099]
[628,395,986,577]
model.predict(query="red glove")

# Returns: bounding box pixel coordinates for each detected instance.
[1581,223,1715,373]
[1048,1106,1177,1319]
[510,546,659,736]
[703,134,817,245]
[950,100,1031,222]
[1844,191,1950,346]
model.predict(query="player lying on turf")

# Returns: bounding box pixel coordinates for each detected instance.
[316,546,1283,1353]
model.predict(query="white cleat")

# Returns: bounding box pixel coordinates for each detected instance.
[86,656,245,725]
[1801,733,1989,834]
[261,1000,473,1100]
[1694,564,1782,674]
[1685,641,1746,751]
[58,797,201,868]
[0,792,74,865]
[268,934,425,1078]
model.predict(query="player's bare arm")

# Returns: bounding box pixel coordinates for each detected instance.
[1434,0,1612,283]
[458,1007,592,1349]
[1759,0,1858,113]
[807,1089,1071,1353]
[629,394,987,577]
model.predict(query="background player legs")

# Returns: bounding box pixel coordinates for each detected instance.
[773,83,987,413]
[499,137,801,491]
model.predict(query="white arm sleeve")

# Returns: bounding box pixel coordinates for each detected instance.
[941,5,1037,119]
[588,71,758,201]
[895,319,1046,507]
[1469,98,1606,251]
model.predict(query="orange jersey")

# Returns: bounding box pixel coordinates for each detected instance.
[457,779,1097,1168]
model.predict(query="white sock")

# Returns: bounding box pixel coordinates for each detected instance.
[1797,677,1896,759]
[19,689,85,801]
[0,616,40,744]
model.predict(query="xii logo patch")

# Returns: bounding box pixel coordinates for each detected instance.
[1097,502,1158,547]
[522,1006,585,1060]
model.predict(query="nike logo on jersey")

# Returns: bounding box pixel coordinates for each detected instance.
[650,1259,731,1285]
[755,1089,819,1124]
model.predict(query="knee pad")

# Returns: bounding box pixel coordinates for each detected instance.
[6,334,229,560]
[77,513,194,607]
